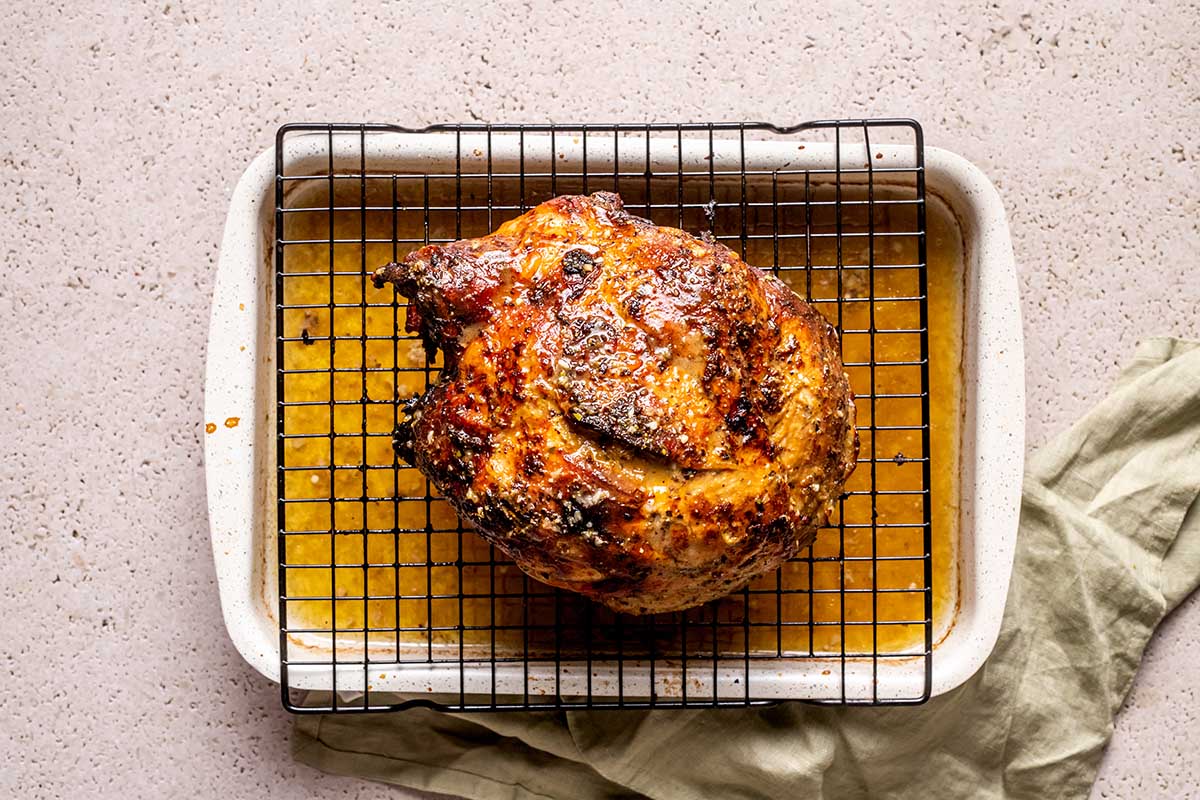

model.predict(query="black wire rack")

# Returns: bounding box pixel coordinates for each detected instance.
[273,120,933,713]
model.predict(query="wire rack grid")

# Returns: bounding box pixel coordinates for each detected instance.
[273,119,933,713]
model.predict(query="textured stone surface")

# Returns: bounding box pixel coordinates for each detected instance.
[2,1,1197,797]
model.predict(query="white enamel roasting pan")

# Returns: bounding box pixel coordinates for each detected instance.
[206,129,1023,703]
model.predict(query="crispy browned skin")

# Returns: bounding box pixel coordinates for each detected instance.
[372,192,857,614]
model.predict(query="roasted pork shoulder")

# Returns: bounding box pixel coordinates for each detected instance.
[372,192,857,614]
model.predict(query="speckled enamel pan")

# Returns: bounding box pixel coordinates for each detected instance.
[205,129,1023,703]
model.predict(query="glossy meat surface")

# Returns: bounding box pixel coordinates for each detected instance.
[372,192,858,614]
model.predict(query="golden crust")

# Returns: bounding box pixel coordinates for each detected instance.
[373,192,858,614]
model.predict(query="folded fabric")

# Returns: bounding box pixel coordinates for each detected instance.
[294,338,1200,800]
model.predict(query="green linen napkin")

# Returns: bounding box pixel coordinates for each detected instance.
[293,338,1200,800]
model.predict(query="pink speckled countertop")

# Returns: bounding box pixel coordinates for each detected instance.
[2,2,1197,797]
